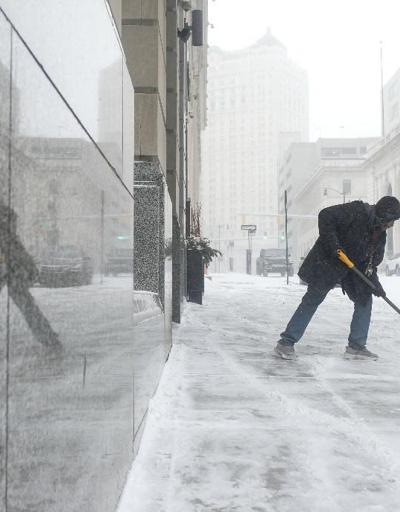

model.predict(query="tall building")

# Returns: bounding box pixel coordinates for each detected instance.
[201,29,308,272]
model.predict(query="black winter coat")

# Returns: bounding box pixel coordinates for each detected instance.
[298,200,386,304]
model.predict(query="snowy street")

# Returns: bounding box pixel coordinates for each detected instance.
[119,273,400,512]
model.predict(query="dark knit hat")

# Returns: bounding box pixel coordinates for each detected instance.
[375,196,400,223]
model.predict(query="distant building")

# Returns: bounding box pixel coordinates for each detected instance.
[279,137,377,215]
[201,29,308,272]
[363,133,400,258]
[12,136,131,269]
[281,138,378,265]
[383,67,400,138]
[98,60,124,179]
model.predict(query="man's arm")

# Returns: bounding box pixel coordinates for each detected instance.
[318,204,345,256]
[370,272,386,297]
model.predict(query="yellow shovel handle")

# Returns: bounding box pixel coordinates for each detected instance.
[337,249,354,269]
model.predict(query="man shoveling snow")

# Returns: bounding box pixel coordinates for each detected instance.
[275,196,400,360]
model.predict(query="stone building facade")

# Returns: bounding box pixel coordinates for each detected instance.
[121,0,208,321]
[280,138,378,265]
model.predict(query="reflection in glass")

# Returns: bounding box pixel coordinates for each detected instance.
[122,64,134,191]
[0,11,11,509]
[0,3,163,511]
[0,0,129,177]
[4,22,134,512]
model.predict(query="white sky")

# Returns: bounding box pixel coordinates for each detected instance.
[208,0,400,141]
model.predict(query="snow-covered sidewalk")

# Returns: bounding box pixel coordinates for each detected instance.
[118,273,400,512]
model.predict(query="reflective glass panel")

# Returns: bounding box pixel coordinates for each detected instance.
[6,28,134,512]
[0,0,125,177]
[0,11,11,507]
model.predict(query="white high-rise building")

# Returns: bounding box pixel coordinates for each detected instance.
[201,30,308,272]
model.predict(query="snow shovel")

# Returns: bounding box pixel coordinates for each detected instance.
[337,249,400,315]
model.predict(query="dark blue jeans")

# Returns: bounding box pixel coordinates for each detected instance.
[280,285,372,348]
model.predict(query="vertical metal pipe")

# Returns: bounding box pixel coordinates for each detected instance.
[178,37,186,297]
[100,190,105,284]
[285,190,289,285]
[82,354,87,389]
[218,224,221,272]
[380,41,385,138]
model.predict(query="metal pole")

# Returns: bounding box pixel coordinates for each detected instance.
[219,225,222,273]
[247,230,252,275]
[100,190,104,284]
[284,190,289,285]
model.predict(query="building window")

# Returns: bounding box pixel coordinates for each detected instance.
[321,147,357,157]
[341,147,357,155]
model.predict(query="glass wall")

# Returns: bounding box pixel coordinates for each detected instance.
[0,0,130,185]
[0,2,174,509]
[0,1,177,510]
[0,13,134,511]
[0,12,11,507]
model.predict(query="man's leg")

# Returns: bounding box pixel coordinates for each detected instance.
[280,285,329,345]
[348,295,372,349]
[9,283,61,347]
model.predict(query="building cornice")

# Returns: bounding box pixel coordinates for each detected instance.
[363,131,400,166]
[292,163,365,204]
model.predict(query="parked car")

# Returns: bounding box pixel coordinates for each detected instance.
[385,253,400,276]
[104,248,133,276]
[256,248,294,277]
[38,245,93,287]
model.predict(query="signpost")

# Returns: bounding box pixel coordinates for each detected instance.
[241,224,257,232]
[284,190,289,285]
[241,224,257,274]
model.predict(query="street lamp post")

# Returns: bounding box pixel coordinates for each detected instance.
[284,190,289,285]
[218,224,221,273]
[241,224,257,274]
[324,187,346,204]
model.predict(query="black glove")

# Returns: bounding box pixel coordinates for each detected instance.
[371,274,386,297]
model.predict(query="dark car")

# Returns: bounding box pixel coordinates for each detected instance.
[385,253,400,276]
[38,245,93,287]
[256,248,294,277]
[104,248,133,276]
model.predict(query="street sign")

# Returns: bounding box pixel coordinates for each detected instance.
[241,224,256,233]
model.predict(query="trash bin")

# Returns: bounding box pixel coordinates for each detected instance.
[187,249,204,304]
